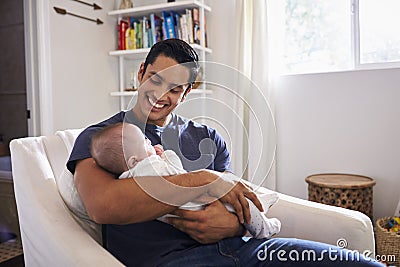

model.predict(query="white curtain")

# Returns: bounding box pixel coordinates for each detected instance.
[235,0,276,190]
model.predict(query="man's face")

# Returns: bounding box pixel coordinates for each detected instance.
[134,55,191,126]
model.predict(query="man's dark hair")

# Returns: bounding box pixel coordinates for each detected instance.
[142,39,199,87]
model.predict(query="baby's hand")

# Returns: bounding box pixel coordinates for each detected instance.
[154,144,164,156]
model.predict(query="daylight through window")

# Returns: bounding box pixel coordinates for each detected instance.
[268,0,400,74]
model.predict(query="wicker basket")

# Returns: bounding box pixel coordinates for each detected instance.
[305,173,375,219]
[375,217,400,266]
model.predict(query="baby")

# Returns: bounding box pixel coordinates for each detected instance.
[90,122,281,239]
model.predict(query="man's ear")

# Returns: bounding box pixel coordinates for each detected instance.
[137,62,145,83]
[181,88,192,102]
[127,155,138,169]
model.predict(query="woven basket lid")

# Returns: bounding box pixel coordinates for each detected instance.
[305,173,376,189]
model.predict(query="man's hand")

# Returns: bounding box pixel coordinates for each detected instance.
[206,173,264,224]
[167,199,245,244]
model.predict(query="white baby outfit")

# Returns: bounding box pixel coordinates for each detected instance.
[120,150,281,239]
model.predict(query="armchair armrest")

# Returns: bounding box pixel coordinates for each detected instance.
[257,186,375,255]
[10,138,124,266]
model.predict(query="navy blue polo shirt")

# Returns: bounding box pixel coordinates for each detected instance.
[67,110,232,266]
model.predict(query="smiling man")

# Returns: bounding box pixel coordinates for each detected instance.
[67,39,383,266]
[133,54,193,126]
[67,39,258,266]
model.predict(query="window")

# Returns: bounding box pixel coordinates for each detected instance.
[268,0,400,74]
[359,0,400,64]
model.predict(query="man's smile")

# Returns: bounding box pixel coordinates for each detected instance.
[147,95,167,110]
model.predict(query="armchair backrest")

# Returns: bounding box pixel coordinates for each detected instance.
[10,131,123,266]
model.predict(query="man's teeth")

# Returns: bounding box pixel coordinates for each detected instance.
[148,97,164,108]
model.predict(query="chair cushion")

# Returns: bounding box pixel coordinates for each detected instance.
[47,129,102,243]
[57,168,101,243]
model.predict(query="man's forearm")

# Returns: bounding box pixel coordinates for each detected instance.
[74,159,217,224]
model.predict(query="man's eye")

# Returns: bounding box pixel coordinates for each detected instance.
[150,77,161,85]
[170,87,183,94]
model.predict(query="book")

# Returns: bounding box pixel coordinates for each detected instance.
[165,12,176,39]
[192,8,200,44]
[204,11,208,47]
[154,15,163,43]
[118,8,207,50]
[126,26,136,50]
[150,13,163,44]
[118,19,129,50]
[186,9,194,44]
[150,13,157,44]
[142,16,149,48]
[171,11,181,39]
[127,17,137,49]
[161,11,169,40]
[148,22,154,47]
[135,19,143,48]
[180,14,189,43]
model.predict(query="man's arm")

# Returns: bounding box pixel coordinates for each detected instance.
[75,158,177,224]
[74,158,257,225]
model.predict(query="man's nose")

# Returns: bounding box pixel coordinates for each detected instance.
[153,86,169,100]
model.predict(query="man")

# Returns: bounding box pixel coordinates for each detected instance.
[68,39,383,266]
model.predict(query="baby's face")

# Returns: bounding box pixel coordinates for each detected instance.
[144,137,156,156]
[123,124,156,161]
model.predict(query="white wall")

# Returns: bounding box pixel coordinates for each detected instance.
[274,68,400,220]
[37,0,119,133]
[206,0,244,173]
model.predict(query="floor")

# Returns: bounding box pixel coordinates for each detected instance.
[0,237,23,266]
[0,160,23,266]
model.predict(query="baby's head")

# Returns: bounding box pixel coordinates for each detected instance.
[91,123,156,175]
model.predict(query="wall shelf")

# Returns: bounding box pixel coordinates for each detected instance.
[110,91,137,97]
[109,0,211,110]
[110,89,212,97]
[109,44,211,60]
[108,0,211,17]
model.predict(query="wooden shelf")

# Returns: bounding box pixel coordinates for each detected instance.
[109,0,211,110]
[110,91,138,97]
[109,44,212,60]
[108,0,211,17]
[110,89,212,97]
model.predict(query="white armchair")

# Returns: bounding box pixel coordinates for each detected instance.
[10,130,375,266]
